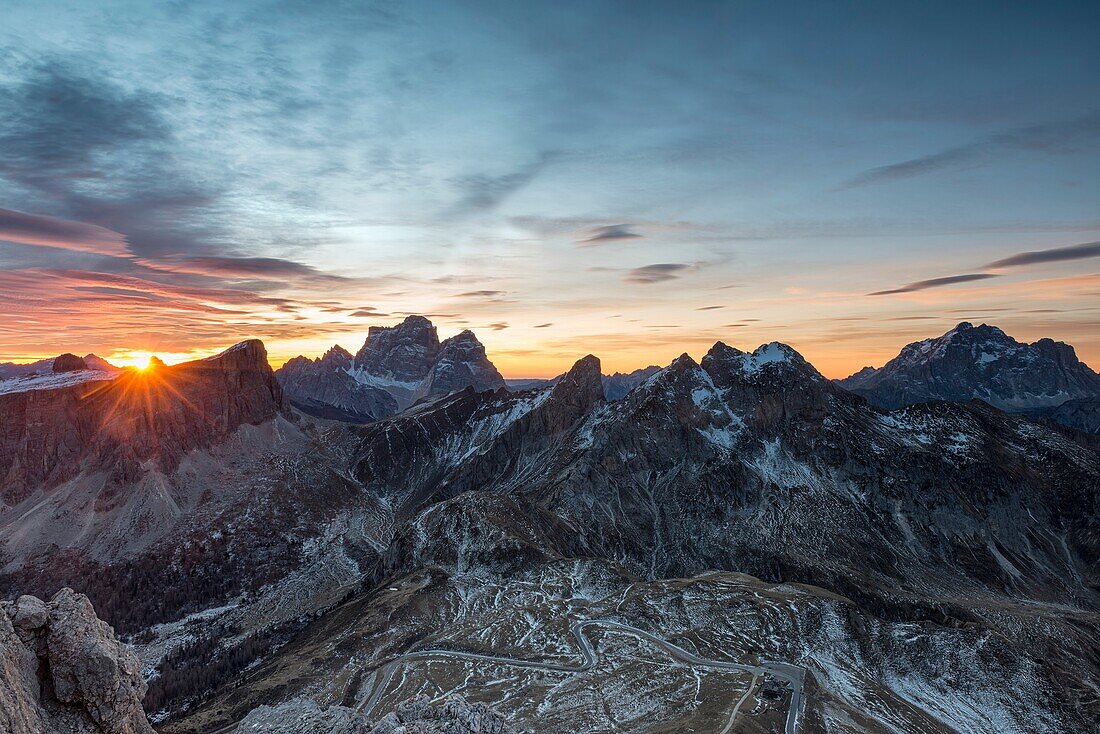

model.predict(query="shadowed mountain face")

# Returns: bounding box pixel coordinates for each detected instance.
[276,345,397,423]
[1,328,1098,733]
[840,322,1100,419]
[275,316,504,422]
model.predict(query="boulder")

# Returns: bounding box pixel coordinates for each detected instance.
[0,589,154,734]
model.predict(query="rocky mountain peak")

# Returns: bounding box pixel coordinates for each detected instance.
[321,344,353,363]
[542,354,600,406]
[82,354,121,373]
[52,353,87,372]
[279,317,504,420]
[838,322,1100,412]
[355,315,442,382]
[551,354,604,405]
[702,340,821,384]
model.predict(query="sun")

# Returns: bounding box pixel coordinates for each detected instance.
[112,351,157,371]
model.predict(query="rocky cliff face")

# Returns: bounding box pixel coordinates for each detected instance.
[1045,396,1100,434]
[839,322,1100,415]
[1,589,153,734]
[0,339,285,503]
[353,316,442,384]
[601,364,661,400]
[426,330,507,398]
[275,316,505,422]
[278,346,397,423]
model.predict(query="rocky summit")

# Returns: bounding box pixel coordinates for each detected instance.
[839,321,1100,415]
[275,316,504,421]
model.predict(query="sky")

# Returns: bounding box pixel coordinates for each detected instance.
[0,0,1098,377]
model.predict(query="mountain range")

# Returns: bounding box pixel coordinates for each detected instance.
[0,317,1098,733]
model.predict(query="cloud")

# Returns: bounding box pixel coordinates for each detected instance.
[446,152,556,217]
[576,224,643,245]
[485,321,509,330]
[986,240,1100,269]
[845,115,1100,187]
[456,290,506,298]
[534,322,553,328]
[623,263,691,284]
[868,273,999,296]
[0,61,229,259]
[136,255,348,282]
[0,207,130,257]
[696,305,724,310]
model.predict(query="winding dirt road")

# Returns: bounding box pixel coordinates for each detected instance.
[360,618,806,734]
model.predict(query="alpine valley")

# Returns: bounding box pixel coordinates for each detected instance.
[2,317,1099,734]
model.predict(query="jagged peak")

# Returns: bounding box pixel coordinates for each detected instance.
[440,329,484,349]
[704,341,746,362]
[322,344,353,361]
[51,353,86,373]
[606,365,661,379]
[701,340,823,386]
[562,354,602,381]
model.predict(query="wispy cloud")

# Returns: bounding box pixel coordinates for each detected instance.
[0,207,130,257]
[576,223,643,246]
[844,115,1100,187]
[868,273,998,296]
[456,290,506,298]
[137,255,348,282]
[986,240,1100,269]
[446,152,556,217]
[623,263,692,284]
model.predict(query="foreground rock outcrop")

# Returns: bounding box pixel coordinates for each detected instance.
[1,589,153,734]
[238,695,515,734]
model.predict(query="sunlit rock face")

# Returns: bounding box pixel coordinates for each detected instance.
[0,339,284,502]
